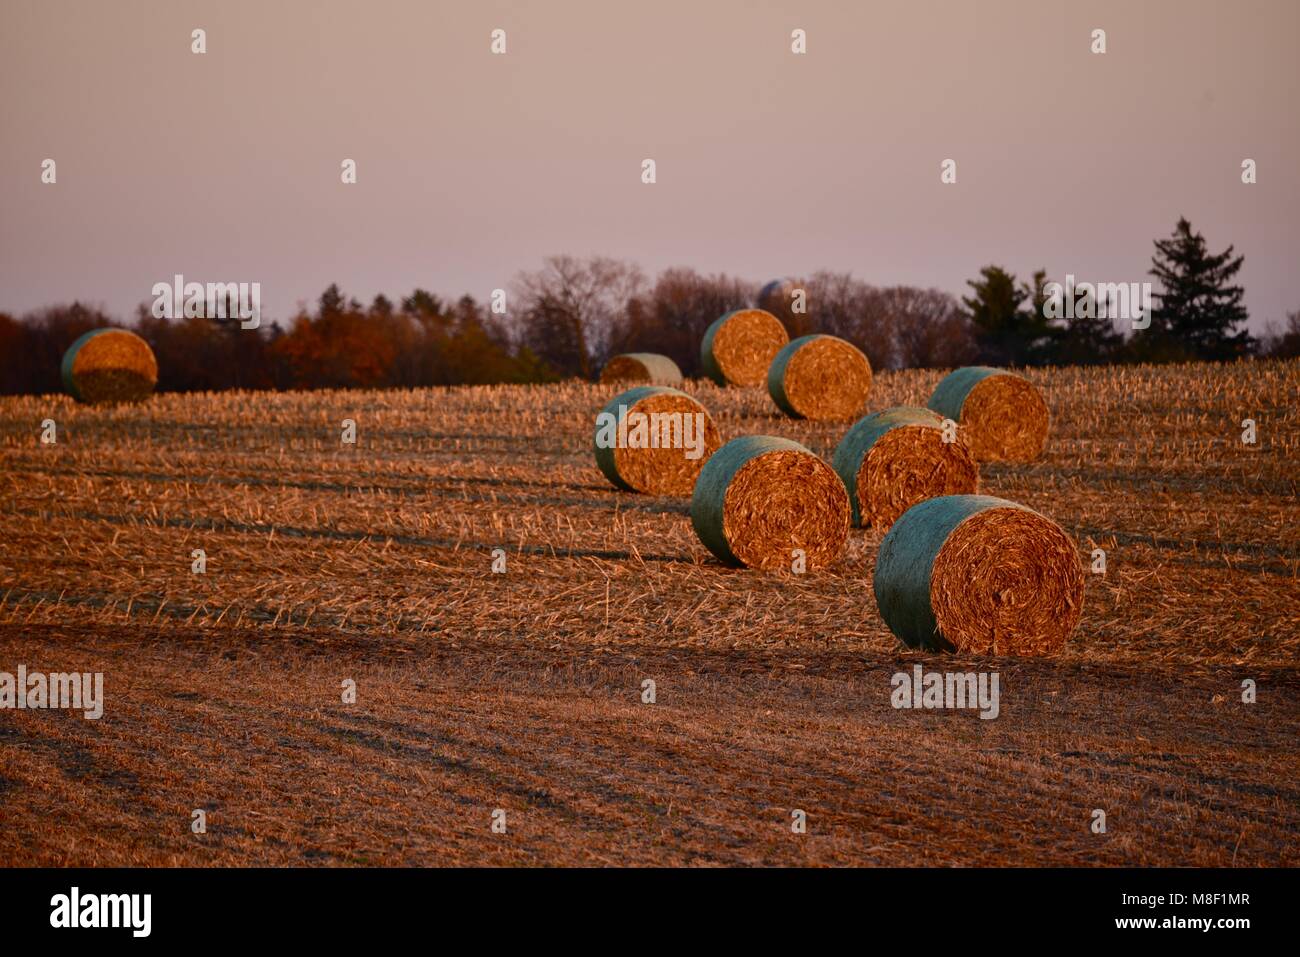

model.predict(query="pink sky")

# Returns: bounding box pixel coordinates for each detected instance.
[2,0,1296,332]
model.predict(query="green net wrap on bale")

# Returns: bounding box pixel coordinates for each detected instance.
[61,328,158,404]
[691,435,850,570]
[592,386,721,496]
[700,308,789,387]
[767,334,872,420]
[873,494,1085,655]
[926,366,1049,462]
[831,406,978,529]
[598,353,683,386]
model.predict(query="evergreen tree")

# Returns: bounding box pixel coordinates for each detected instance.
[318,283,345,318]
[1148,217,1254,360]
[963,265,1051,365]
[1043,275,1123,365]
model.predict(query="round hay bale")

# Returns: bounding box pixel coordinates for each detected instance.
[691,435,850,570]
[593,386,721,496]
[831,406,979,530]
[757,278,815,337]
[926,366,1049,462]
[767,334,872,420]
[61,328,158,404]
[598,353,683,386]
[757,278,799,309]
[874,494,1084,655]
[700,308,788,387]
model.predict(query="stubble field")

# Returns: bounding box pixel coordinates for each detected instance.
[0,360,1297,866]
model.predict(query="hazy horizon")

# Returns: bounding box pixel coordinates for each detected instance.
[2,0,1296,333]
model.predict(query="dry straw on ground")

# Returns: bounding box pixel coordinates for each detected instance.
[831,406,978,529]
[592,386,721,496]
[927,366,1049,462]
[2,362,1298,866]
[768,334,872,420]
[700,308,789,386]
[61,328,158,404]
[598,353,683,386]
[691,435,850,570]
[874,494,1085,655]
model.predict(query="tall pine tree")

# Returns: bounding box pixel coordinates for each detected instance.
[963,265,1052,366]
[1043,276,1123,365]
[1148,217,1254,360]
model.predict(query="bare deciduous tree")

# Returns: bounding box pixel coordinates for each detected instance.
[610,268,755,377]
[887,285,976,369]
[512,255,646,378]
[802,272,896,370]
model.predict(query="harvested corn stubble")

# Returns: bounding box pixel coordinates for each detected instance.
[598,353,683,386]
[61,328,158,404]
[831,406,978,529]
[926,366,1049,462]
[874,494,1085,655]
[700,308,789,386]
[691,435,850,570]
[593,386,721,496]
[767,334,873,420]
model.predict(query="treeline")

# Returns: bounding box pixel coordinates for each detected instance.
[0,289,550,396]
[960,217,1281,367]
[1,218,1296,395]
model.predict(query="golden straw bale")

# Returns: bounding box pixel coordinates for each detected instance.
[831,406,978,529]
[598,353,683,386]
[768,334,872,421]
[874,495,1084,655]
[593,386,721,495]
[691,435,850,570]
[700,309,788,387]
[61,329,158,404]
[927,366,1049,462]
